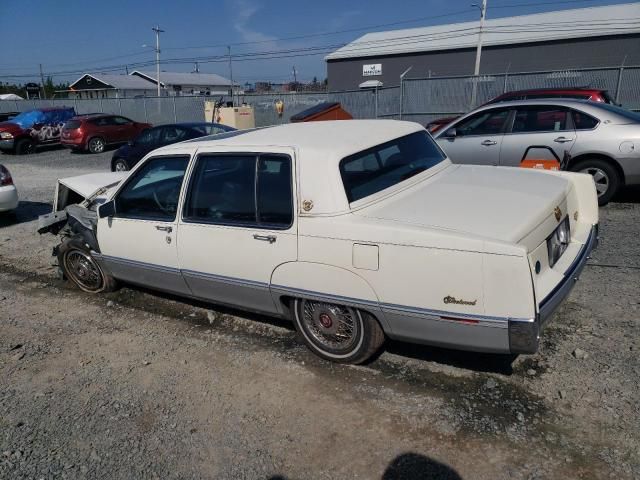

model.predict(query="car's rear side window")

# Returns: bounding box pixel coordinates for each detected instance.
[572,110,599,130]
[340,131,445,203]
[184,154,293,229]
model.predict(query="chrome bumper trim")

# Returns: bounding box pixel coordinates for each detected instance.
[509,224,599,354]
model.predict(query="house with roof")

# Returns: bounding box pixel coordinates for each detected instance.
[129,71,234,96]
[67,73,157,99]
[325,2,640,90]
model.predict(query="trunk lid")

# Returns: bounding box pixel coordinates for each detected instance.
[353,164,570,245]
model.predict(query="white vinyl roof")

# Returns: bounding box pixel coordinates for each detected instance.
[326,2,640,60]
[69,73,156,91]
[131,70,233,87]
[154,120,426,215]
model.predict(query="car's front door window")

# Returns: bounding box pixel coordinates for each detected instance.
[135,127,161,147]
[455,109,510,136]
[115,156,188,221]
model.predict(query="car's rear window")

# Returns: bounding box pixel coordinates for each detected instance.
[340,131,445,203]
[64,120,82,129]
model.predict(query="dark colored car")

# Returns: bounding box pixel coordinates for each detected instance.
[0,107,76,155]
[426,87,617,133]
[111,123,236,171]
[61,114,151,154]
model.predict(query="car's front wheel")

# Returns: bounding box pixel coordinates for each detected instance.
[15,138,35,155]
[292,298,385,364]
[571,158,621,206]
[87,137,106,154]
[113,158,130,172]
[58,238,117,293]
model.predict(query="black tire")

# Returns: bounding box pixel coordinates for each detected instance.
[15,138,35,155]
[87,137,106,154]
[292,298,385,364]
[57,237,117,293]
[570,158,621,206]
[112,158,130,172]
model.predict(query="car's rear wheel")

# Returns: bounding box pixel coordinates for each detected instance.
[571,158,621,206]
[15,138,35,155]
[87,137,106,154]
[113,158,130,172]
[58,238,117,293]
[292,298,385,364]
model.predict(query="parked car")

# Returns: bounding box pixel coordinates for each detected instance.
[426,87,617,133]
[0,164,19,213]
[434,99,640,205]
[111,123,236,172]
[61,114,151,154]
[38,120,598,364]
[0,112,19,123]
[0,107,76,154]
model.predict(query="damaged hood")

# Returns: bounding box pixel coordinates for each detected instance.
[55,172,127,212]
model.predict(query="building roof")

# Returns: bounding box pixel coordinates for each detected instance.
[154,120,425,215]
[326,2,640,60]
[69,73,156,90]
[130,71,233,87]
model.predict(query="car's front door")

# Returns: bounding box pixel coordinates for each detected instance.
[97,155,191,295]
[436,107,511,165]
[129,127,163,165]
[110,116,136,142]
[177,151,298,314]
[499,105,576,167]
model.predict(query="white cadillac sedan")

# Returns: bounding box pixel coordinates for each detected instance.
[0,164,19,213]
[39,121,599,364]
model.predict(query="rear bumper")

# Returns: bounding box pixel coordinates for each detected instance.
[508,223,599,353]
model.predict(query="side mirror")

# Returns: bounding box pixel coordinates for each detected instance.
[443,127,457,139]
[97,200,116,219]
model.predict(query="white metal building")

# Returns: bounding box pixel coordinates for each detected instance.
[129,71,234,96]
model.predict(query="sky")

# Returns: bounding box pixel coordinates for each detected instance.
[0,0,634,85]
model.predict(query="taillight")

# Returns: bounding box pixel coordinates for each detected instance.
[0,165,13,186]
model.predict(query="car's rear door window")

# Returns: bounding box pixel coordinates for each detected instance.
[184,154,293,229]
[115,156,189,221]
[511,106,570,133]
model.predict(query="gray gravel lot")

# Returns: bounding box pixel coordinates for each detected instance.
[0,147,639,479]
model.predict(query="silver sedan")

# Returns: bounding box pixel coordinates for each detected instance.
[434,99,640,205]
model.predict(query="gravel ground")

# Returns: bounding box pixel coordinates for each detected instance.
[0,147,639,480]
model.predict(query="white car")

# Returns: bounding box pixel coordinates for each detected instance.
[0,164,19,213]
[38,121,599,364]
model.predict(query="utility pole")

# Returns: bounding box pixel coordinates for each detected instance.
[470,0,487,108]
[152,25,164,97]
[228,46,234,106]
[292,66,298,91]
[39,63,46,100]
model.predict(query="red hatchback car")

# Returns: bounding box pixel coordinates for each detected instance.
[426,87,616,133]
[61,114,151,153]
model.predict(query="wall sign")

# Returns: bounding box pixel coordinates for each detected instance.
[363,64,382,77]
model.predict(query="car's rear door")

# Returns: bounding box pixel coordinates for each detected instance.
[499,105,576,167]
[177,149,298,314]
[436,107,511,166]
[96,155,191,294]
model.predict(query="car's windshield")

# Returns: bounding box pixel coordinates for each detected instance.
[340,130,446,203]
[594,103,640,123]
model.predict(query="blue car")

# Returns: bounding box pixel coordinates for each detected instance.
[111,122,236,171]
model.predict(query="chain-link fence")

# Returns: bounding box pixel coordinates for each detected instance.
[1,65,638,127]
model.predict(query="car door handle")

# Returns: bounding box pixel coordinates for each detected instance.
[481,140,497,146]
[155,225,173,233]
[253,234,276,244]
[554,136,574,143]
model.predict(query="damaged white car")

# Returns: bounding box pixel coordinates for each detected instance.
[39,121,599,364]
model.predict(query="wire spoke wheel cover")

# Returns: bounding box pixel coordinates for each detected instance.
[64,249,104,292]
[297,299,363,357]
[580,166,609,196]
[114,160,128,171]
